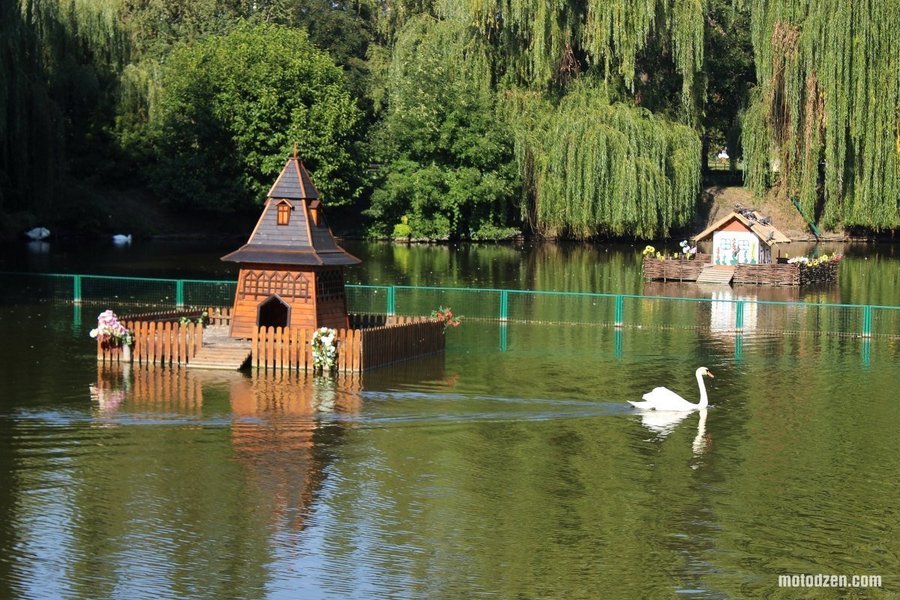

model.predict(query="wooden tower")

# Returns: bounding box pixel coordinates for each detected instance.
[222,155,360,339]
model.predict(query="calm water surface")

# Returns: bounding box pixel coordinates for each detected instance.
[0,241,898,598]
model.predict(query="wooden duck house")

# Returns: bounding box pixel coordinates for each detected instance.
[692,211,790,265]
[222,155,360,338]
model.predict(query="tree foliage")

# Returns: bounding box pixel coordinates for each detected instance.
[742,0,900,230]
[366,17,518,240]
[1,0,126,215]
[149,22,364,210]
[507,84,700,239]
[2,0,897,238]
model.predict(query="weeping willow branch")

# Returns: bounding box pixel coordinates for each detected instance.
[742,0,900,230]
[505,83,700,239]
[432,0,706,109]
[1,0,130,213]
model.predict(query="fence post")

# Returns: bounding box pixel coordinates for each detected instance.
[175,280,185,308]
[735,300,744,332]
[499,290,509,322]
[387,286,396,316]
[614,295,624,328]
[861,305,872,338]
[73,275,82,303]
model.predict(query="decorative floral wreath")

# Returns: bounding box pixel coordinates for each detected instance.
[311,327,338,372]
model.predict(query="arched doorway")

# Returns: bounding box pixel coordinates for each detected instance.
[257,295,290,329]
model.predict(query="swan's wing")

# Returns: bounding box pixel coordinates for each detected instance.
[642,386,683,402]
[641,387,693,410]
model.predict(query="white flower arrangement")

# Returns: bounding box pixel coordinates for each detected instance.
[311,327,338,372]
[679,240,698,258]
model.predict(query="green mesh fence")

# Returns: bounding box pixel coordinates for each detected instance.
[509,290,618,325]
[2,272,898,338]
[183,280,236,307]
[80,275,178,305]
[345,285,390,315]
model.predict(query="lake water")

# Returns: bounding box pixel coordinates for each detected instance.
[0,240,897,598]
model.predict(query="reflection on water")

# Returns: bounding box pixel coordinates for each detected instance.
[1,302,899,599]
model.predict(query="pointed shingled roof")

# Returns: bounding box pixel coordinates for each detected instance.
[221,156,360,267]
[268,157,320,200]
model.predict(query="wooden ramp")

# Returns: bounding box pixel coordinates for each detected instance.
[696,265,735,285]
[187,325,251,370]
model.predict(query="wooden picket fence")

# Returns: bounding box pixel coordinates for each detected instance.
[98,312,444,372]
[205,306,233,326]
[97,320,203,366]
[251,318,445,373]
[360,319,446,371]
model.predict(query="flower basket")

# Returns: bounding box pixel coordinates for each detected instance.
[90,309,134,358]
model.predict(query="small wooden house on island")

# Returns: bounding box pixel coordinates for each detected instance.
[97,154,447,372]
[221,155,360,339]
[643,210,839,286]
[693,211,791,266]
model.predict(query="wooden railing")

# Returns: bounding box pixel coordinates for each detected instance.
[121,306,232,325]
[121,309,204,322]
[97,320,203,366]
[205,306,232,326]
[251,318,445,373]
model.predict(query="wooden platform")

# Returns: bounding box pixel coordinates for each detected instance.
[696,265,735,285]
[186,325,251,370]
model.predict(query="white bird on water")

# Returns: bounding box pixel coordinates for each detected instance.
[628,367,714,411]
[112,234,132,245]
[25,227,50,240]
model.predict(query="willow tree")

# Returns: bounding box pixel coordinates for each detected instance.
[507,84,700,239]
[1,0,128,218]
[435,0,705,110]
[742,0,900,230]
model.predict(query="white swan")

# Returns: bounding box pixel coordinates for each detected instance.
[112,234,132,245]
[629,367,714,411]
[25,226,50,240]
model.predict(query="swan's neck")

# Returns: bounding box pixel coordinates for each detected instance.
[696,371,709,408]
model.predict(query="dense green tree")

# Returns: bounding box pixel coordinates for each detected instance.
[366,17,519,240]
[742,0,900,230]
[149,22,364,211]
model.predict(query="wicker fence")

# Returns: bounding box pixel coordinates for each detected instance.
[733,263,800,285]
[642,255,708,281]
[644,255,839,286]
[251,317,445,373]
